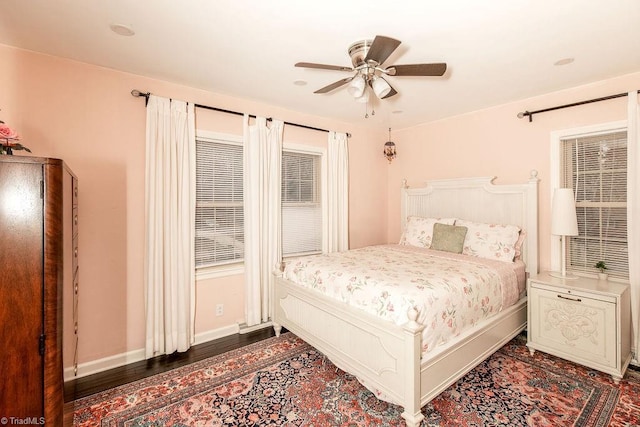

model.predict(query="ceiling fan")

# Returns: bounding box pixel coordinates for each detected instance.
[295,35,447,101]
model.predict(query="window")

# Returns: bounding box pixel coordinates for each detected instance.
[195,136,244,269]
[282,149,323,257]
[195,135,326,273]
[558,129,628,278]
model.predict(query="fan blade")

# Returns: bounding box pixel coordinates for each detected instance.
[314,77,354,94]
[364,36,401,65]
[295,62,353,72]
[387,63,447,76]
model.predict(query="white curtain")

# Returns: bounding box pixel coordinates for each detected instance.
[327,131,349,252]
[144,95,196,359]
[244,115,283,326]
[628,91,640,362]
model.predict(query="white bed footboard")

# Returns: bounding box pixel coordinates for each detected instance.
[272,274,425,424]
[273,272,527,426]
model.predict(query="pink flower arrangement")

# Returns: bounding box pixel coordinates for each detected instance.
[0,120,31,154]
[0,122,19,140]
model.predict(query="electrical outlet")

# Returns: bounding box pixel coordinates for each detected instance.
[215,304,224,316]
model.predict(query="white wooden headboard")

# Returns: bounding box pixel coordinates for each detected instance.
[400,170,539,274]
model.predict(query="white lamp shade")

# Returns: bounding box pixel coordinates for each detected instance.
[347,75,366,98]
[551,188,579,236]
[372,76,391,98]
[354,89,369,103]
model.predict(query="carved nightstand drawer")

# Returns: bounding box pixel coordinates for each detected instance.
[530,287,615,367]
[527,273,631,384]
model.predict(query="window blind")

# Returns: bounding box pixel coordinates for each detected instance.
[561,130,628,277]
[282,151,322,256]
[195,139,244,268]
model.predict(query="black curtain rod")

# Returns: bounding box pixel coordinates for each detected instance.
[517,90,640,122]
[131,89,351,137]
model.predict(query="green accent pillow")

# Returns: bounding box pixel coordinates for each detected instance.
[430,223,468,254]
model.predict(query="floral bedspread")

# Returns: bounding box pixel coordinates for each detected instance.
[283,244,524,355]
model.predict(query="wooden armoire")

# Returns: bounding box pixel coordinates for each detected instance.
[0,156,77,425]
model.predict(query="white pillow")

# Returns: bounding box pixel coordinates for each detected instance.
[455,219,521,262]
[400,216,456,248]
[513,229,527,260]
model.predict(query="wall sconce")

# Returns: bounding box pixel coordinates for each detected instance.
[383,127,396,163]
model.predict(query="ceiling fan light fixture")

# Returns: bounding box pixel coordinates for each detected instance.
[354,88,370,103]
[347,74,366,98]
[295,35,447,102]
[372,76,392,99]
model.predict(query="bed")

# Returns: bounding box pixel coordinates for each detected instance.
[272,171,539,426]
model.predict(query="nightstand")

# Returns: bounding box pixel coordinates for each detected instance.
[527,272,631,384]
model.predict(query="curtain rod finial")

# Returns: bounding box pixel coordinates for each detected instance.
[517,111,533,122]
[131,89,150,98]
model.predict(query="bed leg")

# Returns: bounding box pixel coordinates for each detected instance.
[273,323,282,337]
[401,411,424,427]
[402,307,426,427]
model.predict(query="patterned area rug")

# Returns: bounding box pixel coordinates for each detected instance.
[73,333,640,426]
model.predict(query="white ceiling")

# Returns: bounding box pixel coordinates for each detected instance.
[1,0,639,130]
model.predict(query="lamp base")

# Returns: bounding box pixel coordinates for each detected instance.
[548,271,579,280]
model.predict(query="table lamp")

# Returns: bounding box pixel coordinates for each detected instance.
[550,188,579,279]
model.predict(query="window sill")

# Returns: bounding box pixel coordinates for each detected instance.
[282,251,322,260]
[196,263,244,281]
[565,271,630,284]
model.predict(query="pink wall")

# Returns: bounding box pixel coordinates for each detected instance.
[2,42,638,370]
[387,71,640,273]
[0,44,388,367]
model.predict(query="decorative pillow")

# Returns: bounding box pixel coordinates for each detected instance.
[455,219,521,262]
[430,223,468,254]
[400,216,456,248]
[513,229,527,260]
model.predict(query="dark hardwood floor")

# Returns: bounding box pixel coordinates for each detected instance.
[64,326,281,402]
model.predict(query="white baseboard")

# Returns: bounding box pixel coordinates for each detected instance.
[64,347,146,382]
[238,321,273,334]
[64,324,240,382]
[194,324,240,345]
